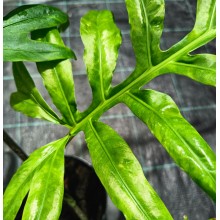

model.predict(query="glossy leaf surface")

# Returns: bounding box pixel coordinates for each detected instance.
[10,62,61,124]
[35,28,77,126]
[22,137,66,219]
[80,10,122,103]
[84,121,173,220]
[4,0,216,218]
[3,4,74,61]
[125,0,165,69]
[165,54,216,86]
[120,0,216,89]
[122,90,216,200]
[3,136,69,220]
[162,0,216,60]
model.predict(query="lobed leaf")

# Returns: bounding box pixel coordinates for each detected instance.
[122,89,216,201]
[113,0,216,91]
[3,136,69,220]
[10,62,61,124]
[22,137,66,219]
[165,54,216,86]
[5,0,216,217]
[84,121,173,220]
[162,0,216,59]
[35,28,77,126]
[3,4,74,62]
[80,10,122,104]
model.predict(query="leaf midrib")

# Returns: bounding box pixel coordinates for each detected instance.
[127,92,215,183]
[29,92,60,123]
[139,0,152,67]
[35,147,62,219]
[3,15,64,28]
[172,61,215,72]
[52,67,76,125]
[209,1,216,30]
[3,47,69,53]
[3,148,56,219]
[70,29,215,135]
[89,121,151,219]
[97,16,105,101]
[4,177,32,220]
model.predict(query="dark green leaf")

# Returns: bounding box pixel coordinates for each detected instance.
[3,4,74,61]
[80,10,122,104]
[84,121,173,219]
[36,28,77,126]
[122,90,216,201]
[165,54,216,86]
[3,136,69,220]
[22,137,66,219]
[10,62,61,124]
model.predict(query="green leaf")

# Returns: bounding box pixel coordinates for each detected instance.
[35,28,77,126]
[10,62,61,124]
[163,0,216,59]
[80,10,122,104]
[125,0,165,69]
[3,4,74,62]
[3,136,69,220]
[165,54,216,86]
[122,89,216,201]
[112,0,215,93]
[22,137,66,219]
[192,0,216,33]
[5,0,216,218]
[183,216,188,220]
[84,121,173,220]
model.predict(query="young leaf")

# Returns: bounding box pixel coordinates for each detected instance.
[3,136,69,220]
[165,54,216,86]
[84,121,173,219]
[22,137,66,220]
[35,28,77,126]
[10,62,61,124]
[80,10,122,104]
[122,89,216,201]
[3,4,75,62]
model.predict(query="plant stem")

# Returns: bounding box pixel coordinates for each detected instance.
[3,129,28,161]
[63,192,88,220]
[69,28,216,137]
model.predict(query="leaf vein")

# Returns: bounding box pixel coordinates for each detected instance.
[52,67,76,125]
[89,120,150,219]
[127,92,215,184]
